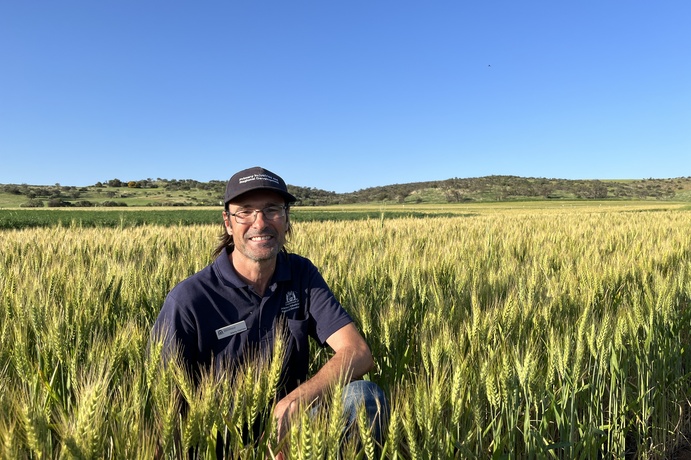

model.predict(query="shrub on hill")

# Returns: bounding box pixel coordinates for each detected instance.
[20,199,44,208]
[47,198,70,207]
[101,201,128,207]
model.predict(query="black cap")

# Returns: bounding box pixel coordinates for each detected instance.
[224,166,297,205]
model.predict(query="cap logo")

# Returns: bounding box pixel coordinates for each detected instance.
[239,173,279,185]
[225,167,296,204]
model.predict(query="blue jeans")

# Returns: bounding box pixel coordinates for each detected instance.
[342,380,389,446]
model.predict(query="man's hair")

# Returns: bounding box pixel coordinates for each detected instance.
[211,203,291,258]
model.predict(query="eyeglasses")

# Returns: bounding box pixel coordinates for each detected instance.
[228,205,286,224]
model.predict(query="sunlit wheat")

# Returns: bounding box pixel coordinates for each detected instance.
[0,205,690,458]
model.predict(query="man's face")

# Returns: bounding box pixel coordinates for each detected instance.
[223,190,288,263]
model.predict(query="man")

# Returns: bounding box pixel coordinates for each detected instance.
[152,166,387,455]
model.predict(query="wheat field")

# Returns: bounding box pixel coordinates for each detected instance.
[1,204,690,459]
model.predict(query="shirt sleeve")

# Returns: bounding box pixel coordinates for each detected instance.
[301,258,353,345]
[151,288,201,376]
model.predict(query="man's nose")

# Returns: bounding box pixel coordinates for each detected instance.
[251,210,268,226]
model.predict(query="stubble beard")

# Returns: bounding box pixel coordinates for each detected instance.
[236,233,284,263]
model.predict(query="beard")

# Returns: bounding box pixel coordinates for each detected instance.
[234,229,285,262]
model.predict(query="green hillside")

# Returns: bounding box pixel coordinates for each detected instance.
[1,176,690,208]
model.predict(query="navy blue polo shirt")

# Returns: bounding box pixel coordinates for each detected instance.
[152,248,353,394]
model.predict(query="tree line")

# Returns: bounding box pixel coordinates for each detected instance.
[2,176,689,207]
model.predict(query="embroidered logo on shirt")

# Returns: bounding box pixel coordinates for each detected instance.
[281,291,300,313]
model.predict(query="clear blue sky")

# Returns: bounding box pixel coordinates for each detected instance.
[1,1,689,193]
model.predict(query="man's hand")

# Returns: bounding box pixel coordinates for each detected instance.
[273,396,299,442]
[269,396,301,460]
[270,323,374,454]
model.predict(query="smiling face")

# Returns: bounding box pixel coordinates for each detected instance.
[223,189,289,264]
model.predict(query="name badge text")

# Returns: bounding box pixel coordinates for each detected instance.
[216,321,247,340]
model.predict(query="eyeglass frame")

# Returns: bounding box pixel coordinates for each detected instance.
[226,205,287,224]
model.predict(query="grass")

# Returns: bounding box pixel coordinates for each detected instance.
[1,200,685,229]
[1,202,691,458]
[0,206,470,229]
[0,208,221,229]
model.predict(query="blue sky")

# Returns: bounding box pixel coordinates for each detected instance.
[1,1,689,193]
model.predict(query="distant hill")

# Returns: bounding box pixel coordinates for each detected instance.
[335,176,691,204]
[1,176,690,208]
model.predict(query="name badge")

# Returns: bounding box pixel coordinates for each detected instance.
[216,321,247,340]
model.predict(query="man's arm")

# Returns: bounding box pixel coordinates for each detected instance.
[273,322,374,433]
